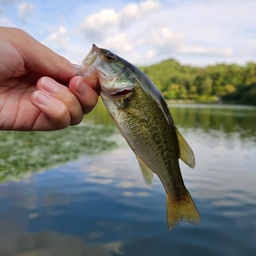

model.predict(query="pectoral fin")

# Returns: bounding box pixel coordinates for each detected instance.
[137,157,154,185]
[175,127,196,168]
[125,108,148,121]
[114,99,148,121]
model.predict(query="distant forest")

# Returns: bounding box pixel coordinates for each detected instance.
[139,59,256,105]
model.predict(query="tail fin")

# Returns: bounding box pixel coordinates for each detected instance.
[166,190,201,230]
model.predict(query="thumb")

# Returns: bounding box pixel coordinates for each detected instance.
[69,76,99,115]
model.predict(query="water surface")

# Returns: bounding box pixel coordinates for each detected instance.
[0,103,256,256]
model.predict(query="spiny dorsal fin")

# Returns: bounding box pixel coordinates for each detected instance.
[175,127,196,168]
[137,157,154,185]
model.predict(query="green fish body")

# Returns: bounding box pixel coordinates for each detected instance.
[79,45,201,230]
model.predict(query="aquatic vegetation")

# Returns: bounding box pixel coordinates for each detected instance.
[0,122,116,183]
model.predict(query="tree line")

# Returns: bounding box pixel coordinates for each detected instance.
[139,59,256,105]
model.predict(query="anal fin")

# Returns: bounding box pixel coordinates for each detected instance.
[137,157,154,186]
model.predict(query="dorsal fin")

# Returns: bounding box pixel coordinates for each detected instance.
[175,127,196,168]
[137,157,154,185]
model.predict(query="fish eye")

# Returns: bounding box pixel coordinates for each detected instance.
[105,53,116,61]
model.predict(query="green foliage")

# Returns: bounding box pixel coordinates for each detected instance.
[0,118,116,183]
[139,60,256,105]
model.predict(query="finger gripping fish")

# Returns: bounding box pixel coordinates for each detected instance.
[79,45,201,230]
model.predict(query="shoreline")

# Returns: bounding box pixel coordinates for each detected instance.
[165,99,256,107]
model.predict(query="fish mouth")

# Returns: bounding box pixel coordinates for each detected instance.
[112,89,132,96]
[83,44,100,66]
[101,86,134,97]
[78,44,101,77]
[79,44,134,97]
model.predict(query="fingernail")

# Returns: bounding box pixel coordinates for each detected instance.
[76,78,88,96]
[34,91,50,106]
[73,63,80,70]
[41,77,59,93]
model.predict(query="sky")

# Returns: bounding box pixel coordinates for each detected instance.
[0,0,256,67]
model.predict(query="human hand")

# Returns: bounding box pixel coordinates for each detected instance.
[0,27,99,131]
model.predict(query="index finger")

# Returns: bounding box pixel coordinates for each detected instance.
[7,28,77,83]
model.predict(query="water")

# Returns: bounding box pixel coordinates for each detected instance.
[0,103,256,256]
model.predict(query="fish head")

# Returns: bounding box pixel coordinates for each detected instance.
[79,44,136,96]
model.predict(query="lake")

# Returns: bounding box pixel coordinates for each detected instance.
[0,102,256,256]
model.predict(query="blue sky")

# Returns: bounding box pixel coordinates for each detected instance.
[0,0,256,67]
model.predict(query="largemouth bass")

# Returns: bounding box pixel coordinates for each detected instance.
[79,45,201,230]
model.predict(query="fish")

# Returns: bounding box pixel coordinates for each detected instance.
[78,44,201,230]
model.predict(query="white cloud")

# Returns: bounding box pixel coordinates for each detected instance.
[150,26,185,48]
[4,0,255,66]
[146,25,234,59]
[17,2,33,22]
[0,6,13,27]
[104,33,134,53]
[47,26,69,46]
[146,50,157,60]
[119,0,161,27]
[0,17,9,26]
[81,8,118,31]
[177,46,233,57]
[80,0,161,41]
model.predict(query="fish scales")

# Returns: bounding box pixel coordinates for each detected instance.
[79,44,201,230]
[103,79,185,199]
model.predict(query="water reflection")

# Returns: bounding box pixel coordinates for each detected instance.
[86,102,256,142]
[169,104,256,141]
[81,146,151,190]
[0,103,256,256]
[0,228,123,256]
